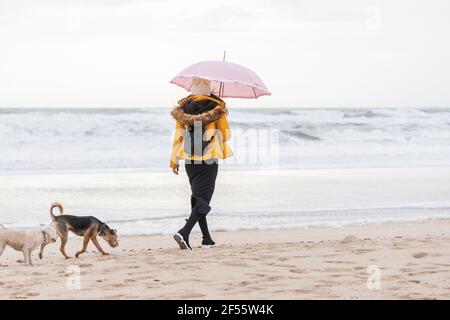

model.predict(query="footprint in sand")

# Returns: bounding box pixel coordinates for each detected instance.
[324,267,350,273]
[105,295,126,299]
[324,260,354,264]
[408,280,421,284]
[330,274,345,278]
[419,270,438,274]
[289,268,306,274]
[224,262,249,267]
[391,243,406,249]
[412,252,428,259]
[319,254,338,258]
[404,262,418,267]
[294,288,314,294]
[124,279,136,283]
[352,249,374,255]
[26,292,40,297]
[248,273,267,278]
[388,285,404,291]
[239,281,251,287]
[339,235,363,245]
[179,293,206,299]
[314,281,335,288]
[79,263,93,268]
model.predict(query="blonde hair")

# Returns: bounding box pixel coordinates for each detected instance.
[191,77,212,96]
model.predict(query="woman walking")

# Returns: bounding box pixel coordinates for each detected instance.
[170,77,233,250]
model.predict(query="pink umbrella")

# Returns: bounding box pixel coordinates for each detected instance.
[170,60,271,99]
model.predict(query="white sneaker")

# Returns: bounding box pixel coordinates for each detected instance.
[173,233,192,250]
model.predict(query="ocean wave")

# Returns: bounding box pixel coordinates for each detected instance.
[1,107,450,172]
[283,130,321,141]
[343,110,391,118]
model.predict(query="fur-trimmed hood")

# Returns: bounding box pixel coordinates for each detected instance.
[171,94,227,126]
[171,105,226,126]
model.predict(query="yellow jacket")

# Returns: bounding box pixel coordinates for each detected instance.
[169,95,233,168]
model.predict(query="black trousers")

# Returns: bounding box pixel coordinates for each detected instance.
[185,160,219,216]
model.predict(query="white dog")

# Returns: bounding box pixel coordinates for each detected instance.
[0,224,58,266]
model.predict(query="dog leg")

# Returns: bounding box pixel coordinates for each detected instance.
[21,250,29,265]
[27,250,33,266]
[0,243,5,257]
[75,234,90,258]
[0,244,5,266]
[59,234,70,259]
[39,242,49,260]
[91,236,108,255]
[17,251,27,263]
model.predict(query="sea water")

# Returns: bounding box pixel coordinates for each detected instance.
[1,108,450,234]
[1,107,450,172]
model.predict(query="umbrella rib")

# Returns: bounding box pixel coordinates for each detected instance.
[252,87,257,99]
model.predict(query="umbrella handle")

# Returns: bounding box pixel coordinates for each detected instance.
[218,51,226,98]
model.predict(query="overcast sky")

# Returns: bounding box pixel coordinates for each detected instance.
[0,0,449,108]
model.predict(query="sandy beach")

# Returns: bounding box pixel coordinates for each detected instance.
[0,219,449,300]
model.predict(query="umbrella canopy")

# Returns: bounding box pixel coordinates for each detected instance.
[170,60,271,99]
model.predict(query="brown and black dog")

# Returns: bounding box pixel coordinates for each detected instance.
[46,202,119,259]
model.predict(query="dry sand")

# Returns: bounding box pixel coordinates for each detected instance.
[0,219,449,300]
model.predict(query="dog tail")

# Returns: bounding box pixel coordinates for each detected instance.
[50,202,64,221]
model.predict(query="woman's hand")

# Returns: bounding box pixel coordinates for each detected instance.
[172,165,179,175]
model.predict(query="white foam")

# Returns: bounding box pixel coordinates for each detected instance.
[0,108,450,173]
